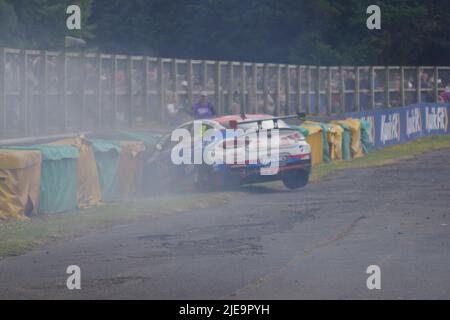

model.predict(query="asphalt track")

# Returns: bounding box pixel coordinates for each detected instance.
[1,149,450,299]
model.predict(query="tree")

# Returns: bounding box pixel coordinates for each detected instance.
[0,0,94,49]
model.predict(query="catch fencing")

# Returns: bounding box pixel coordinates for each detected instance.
[1,47,450,139]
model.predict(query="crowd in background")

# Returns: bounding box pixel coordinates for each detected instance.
[3,53,450,132]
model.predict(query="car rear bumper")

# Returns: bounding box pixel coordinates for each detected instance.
[212,157,312,186]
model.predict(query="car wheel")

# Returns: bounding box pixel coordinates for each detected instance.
[282,170,309,189]
[223,174,241,190]
[192,165,212,191]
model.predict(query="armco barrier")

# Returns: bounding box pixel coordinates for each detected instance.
[341,103,450,148]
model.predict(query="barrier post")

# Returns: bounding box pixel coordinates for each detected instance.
[0,48,5,136]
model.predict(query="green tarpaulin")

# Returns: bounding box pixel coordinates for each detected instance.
[5,145,79,214]
[289,125,309,137]
[360,119,371,155]
[118,131,163,146]
[89,140,121,201]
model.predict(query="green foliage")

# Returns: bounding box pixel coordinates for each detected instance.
[0,0,94,49]
[0,0,449,64]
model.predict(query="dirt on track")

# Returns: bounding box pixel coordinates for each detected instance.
[0,149,449,299]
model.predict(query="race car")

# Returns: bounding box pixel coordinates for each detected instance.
[147,113,312,190]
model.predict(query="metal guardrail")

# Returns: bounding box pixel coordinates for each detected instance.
[1,47,450,139]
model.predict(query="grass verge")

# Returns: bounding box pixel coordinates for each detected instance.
[0,192,235,258]
[311,135,450,181]
[1,135,449,258]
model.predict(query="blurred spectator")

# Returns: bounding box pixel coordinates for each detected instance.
[439,84,450,103]
[193,91,215,119]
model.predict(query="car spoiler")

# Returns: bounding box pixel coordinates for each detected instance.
[229,112,306,130]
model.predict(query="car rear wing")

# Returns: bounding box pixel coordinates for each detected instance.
[229,112,306,130]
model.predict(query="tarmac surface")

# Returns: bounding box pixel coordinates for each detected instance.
[0,149,450,299]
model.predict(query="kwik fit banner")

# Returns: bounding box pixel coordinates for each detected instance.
[342,103,450,148]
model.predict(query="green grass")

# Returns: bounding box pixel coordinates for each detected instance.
[311,135,450,181]
[0,192,235,258]
[1,135,450,258]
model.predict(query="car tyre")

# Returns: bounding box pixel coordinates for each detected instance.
[282,170,309,189]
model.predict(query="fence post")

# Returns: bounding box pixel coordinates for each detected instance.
[40,50,48,134]
[201,60,207,90]
[215,61,221,115]
[315,66,320,114]
[143,57,149,123]
[0,48,5,136]
[229,62,234,114]
[187,60,193,113]
[355,67,360,112]
[296,66,302,113]
[434,66,439,102]
[326,67,332,115]
[400,66,405,106]
[97,54,103,129]
[111,54,117,129]
[240,62,245,114]
[306,66,311,115]
[384,66,390,108]
[339,66,345,113]
[79,53,86,130]
[369,66,375,109]
[19,50,28,134]
[275,64,281,116]
[21,50,29,134]
[263,63,268,114]
[157,58,165,123]
[251,63,257,114]
[286,66,291,115]
[171,58,178,123]
[127,56,133,127]
[416,67,421,103]
[59,51,67,131]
